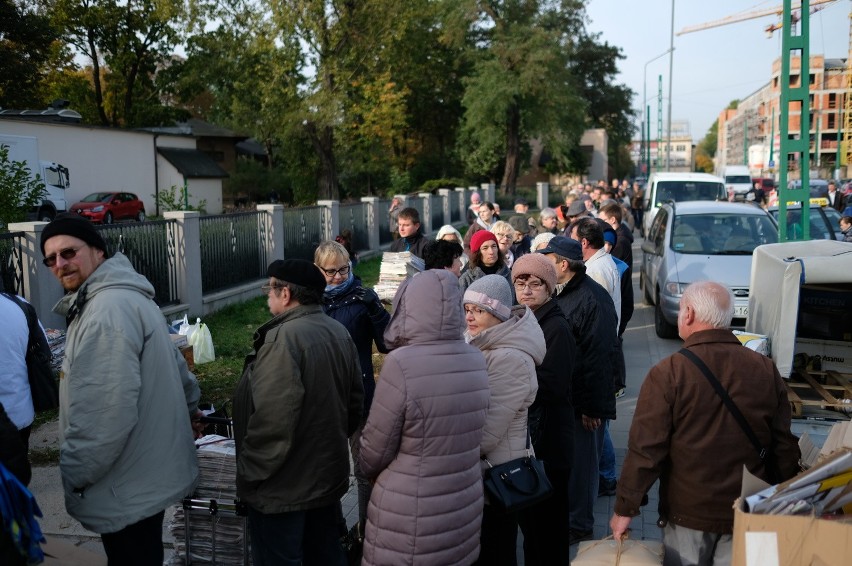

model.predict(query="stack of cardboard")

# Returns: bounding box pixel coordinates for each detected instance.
[373,252,424,301]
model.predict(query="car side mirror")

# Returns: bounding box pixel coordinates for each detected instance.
[641,240,657,254]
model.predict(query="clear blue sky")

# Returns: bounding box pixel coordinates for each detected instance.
[585,0,850,141]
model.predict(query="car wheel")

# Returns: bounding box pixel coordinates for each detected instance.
[103,211,113,225]
[654,290,678,339]
[136,210,145,222]
[38,209,55,222]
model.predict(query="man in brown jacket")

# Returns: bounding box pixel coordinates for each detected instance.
[610,281,800,566]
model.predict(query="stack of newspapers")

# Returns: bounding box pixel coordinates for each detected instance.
[169,436,249,565]
[745,421,852,517]
[373,251,424,301]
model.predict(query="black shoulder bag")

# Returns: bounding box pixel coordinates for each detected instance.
[3,293,59,412]
[678,348,781,484]
[482,430,553,514]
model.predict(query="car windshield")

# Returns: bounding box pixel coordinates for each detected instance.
[654,181,725,206]
[80,192,115,203]
[671,213,778,255]
[725,175,751,184]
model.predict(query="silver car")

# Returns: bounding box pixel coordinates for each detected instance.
[640,201,779,338]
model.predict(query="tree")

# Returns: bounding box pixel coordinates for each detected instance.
[0,0,64,109]
[695,119,718,173]
[443,0,589,195]
[0,145,46,227]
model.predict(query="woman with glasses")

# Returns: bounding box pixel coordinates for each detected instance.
[490,220,517,268]
[459,231,513,299]
[511,254,576,565]
[463,275,545,566]
[313,240,390,546]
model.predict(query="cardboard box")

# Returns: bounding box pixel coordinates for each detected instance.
[794,338,852,375]
[732,469,852,566]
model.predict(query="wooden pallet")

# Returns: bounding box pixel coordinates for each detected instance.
[786,369,852,418]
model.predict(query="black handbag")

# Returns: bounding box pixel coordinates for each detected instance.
[2,293,59,412]
[482,432,553,514]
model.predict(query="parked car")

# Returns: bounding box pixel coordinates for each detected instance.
[787,179,830,199]
[640,201,778,338]
[70,192,146,224]
[767,201,843,240]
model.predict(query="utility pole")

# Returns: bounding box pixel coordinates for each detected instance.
[657,76,664,171]
[666,0,676,170]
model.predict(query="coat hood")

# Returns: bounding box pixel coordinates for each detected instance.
[53,253,155,317]
[467,304,546,366]
[383,270,465,349]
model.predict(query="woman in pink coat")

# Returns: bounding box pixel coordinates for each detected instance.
[359,269,491,565]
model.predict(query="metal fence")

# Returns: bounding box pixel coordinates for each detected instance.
[96,221,179,306]
[0,231,25,296]
[430,195,443,231]
[450,193,461,223]
[283,206,325,261]
[199,213,268,294]
[378,199,393,245]
[339,202,369,251]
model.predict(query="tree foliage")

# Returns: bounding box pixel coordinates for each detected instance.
[695,119,718,173]
[0,145,46,227]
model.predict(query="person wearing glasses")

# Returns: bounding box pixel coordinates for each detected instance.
[233,259,364,565]
[511,254,576,565]
[463,275,545,566]
[40,213,203,565]
[313,240,389,547]
[490,221,517,268]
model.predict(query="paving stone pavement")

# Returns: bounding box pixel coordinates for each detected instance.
[30,237,683,564]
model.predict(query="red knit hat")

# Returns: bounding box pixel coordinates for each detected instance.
[470,230,498,252]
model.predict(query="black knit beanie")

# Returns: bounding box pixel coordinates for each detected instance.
[40,213,109,256]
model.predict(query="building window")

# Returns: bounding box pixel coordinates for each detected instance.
[789,74,799,87]
[809,73,816,86]
[828,113,836,129]
[675,145,686,152]
[829,93,837,109]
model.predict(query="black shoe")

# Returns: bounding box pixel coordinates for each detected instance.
[598,478,617,497]
[568,528,593,546]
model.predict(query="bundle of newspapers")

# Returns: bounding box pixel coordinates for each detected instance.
[373,251,424,301]
[169,435,250,565]
[744,421,852,517]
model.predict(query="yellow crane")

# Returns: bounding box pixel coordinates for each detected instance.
[677,0,838,36]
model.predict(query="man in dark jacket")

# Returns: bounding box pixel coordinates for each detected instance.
[233,259,364,565]
[538,236,617,546]
[388,208,429,258]
[610,281,800,565]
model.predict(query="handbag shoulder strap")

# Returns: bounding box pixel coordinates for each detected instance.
[2,293,50,357]
[3,293,36,348]
[677,348,767,461]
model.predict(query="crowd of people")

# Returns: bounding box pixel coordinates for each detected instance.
[0,189,806,565]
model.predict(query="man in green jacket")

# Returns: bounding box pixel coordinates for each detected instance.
[233,259,364,566]
[41,213,202,565]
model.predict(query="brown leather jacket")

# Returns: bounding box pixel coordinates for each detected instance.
[614,329,800,534]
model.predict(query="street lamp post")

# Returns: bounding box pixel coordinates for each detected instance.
[666,0,676,170]
[643,48,674,174]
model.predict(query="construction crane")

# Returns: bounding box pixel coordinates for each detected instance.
[677,0,838,36]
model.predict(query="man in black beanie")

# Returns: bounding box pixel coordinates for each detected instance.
[41,212,203,564]
[232,259,364,565]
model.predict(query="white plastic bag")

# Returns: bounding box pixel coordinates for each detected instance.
[175,315,199,342]
[189,322,215,364]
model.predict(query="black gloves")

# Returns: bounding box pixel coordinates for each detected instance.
[355,286,385,318]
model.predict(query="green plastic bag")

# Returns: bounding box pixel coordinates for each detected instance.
[189,322,215,364]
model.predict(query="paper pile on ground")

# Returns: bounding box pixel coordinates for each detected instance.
[373,251,424,301]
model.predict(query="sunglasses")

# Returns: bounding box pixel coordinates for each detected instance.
[43,245,85,267]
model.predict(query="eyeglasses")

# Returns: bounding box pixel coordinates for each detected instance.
[43,245,85,267]
[514,280,545,292]
[494,233,513,240]
[319,265,350,278]
[261,284,285,295]
[464,306,486,316]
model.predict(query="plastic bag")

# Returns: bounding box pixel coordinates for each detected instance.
[174,315,198,341]
[189,322,215,364]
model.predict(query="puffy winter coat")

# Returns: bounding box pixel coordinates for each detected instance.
[360,270,491,566]
[468,305,545,468]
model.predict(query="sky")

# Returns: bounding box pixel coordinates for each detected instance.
[584,0,850,141]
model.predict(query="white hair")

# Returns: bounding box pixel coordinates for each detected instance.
[531,232,556,251]
[435,224,463,243]
[540,207,557,219]
[681,281,733,328]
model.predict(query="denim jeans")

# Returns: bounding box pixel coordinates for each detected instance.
[599,420,617,483]
[248,504,346,566]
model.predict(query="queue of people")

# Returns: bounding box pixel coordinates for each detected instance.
[1,204,802,566]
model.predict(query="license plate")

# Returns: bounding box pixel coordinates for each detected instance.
[734,306,748,317]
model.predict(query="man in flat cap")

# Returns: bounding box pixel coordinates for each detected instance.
[40,213,202,564]
[233,259,364,565]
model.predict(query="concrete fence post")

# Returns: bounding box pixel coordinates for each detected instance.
[256,204,285,264]
[317,200,340,242]
[417,193,432,235]
[481,183,496,205]
[455,188,468,224]
[536,182,550,210]
[360,197,381,252]
[164,210,203,317]
[7,221,65,329]
[438,189,452,226]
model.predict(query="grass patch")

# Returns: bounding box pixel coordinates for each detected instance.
[30,447,60,466]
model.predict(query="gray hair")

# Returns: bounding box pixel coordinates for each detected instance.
[681,281,733,328]
[531,232,556,251]
[540,207,557,219]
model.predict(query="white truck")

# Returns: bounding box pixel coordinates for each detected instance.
[0,134,70,221]
[720,165,753,200]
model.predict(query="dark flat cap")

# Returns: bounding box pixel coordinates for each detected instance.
[508,215,530,234]
[566,200,587,217]
[267,259,326,292]
[537,236,582,261]
[40,212,109,256]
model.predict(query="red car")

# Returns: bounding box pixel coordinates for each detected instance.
[70,192,146,224]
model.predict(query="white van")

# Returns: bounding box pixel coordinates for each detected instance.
[721,165,753,200]
[642,172,726,236]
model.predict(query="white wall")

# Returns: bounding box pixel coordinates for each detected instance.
[157,163,224,215]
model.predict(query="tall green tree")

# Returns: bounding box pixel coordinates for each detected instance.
[695,120,718,173]
[443,0,588,195]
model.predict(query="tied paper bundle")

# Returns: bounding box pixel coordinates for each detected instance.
[373,252,424,301]
[574,537,664,565]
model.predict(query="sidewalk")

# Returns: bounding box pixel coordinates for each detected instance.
[28,239,682,562]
